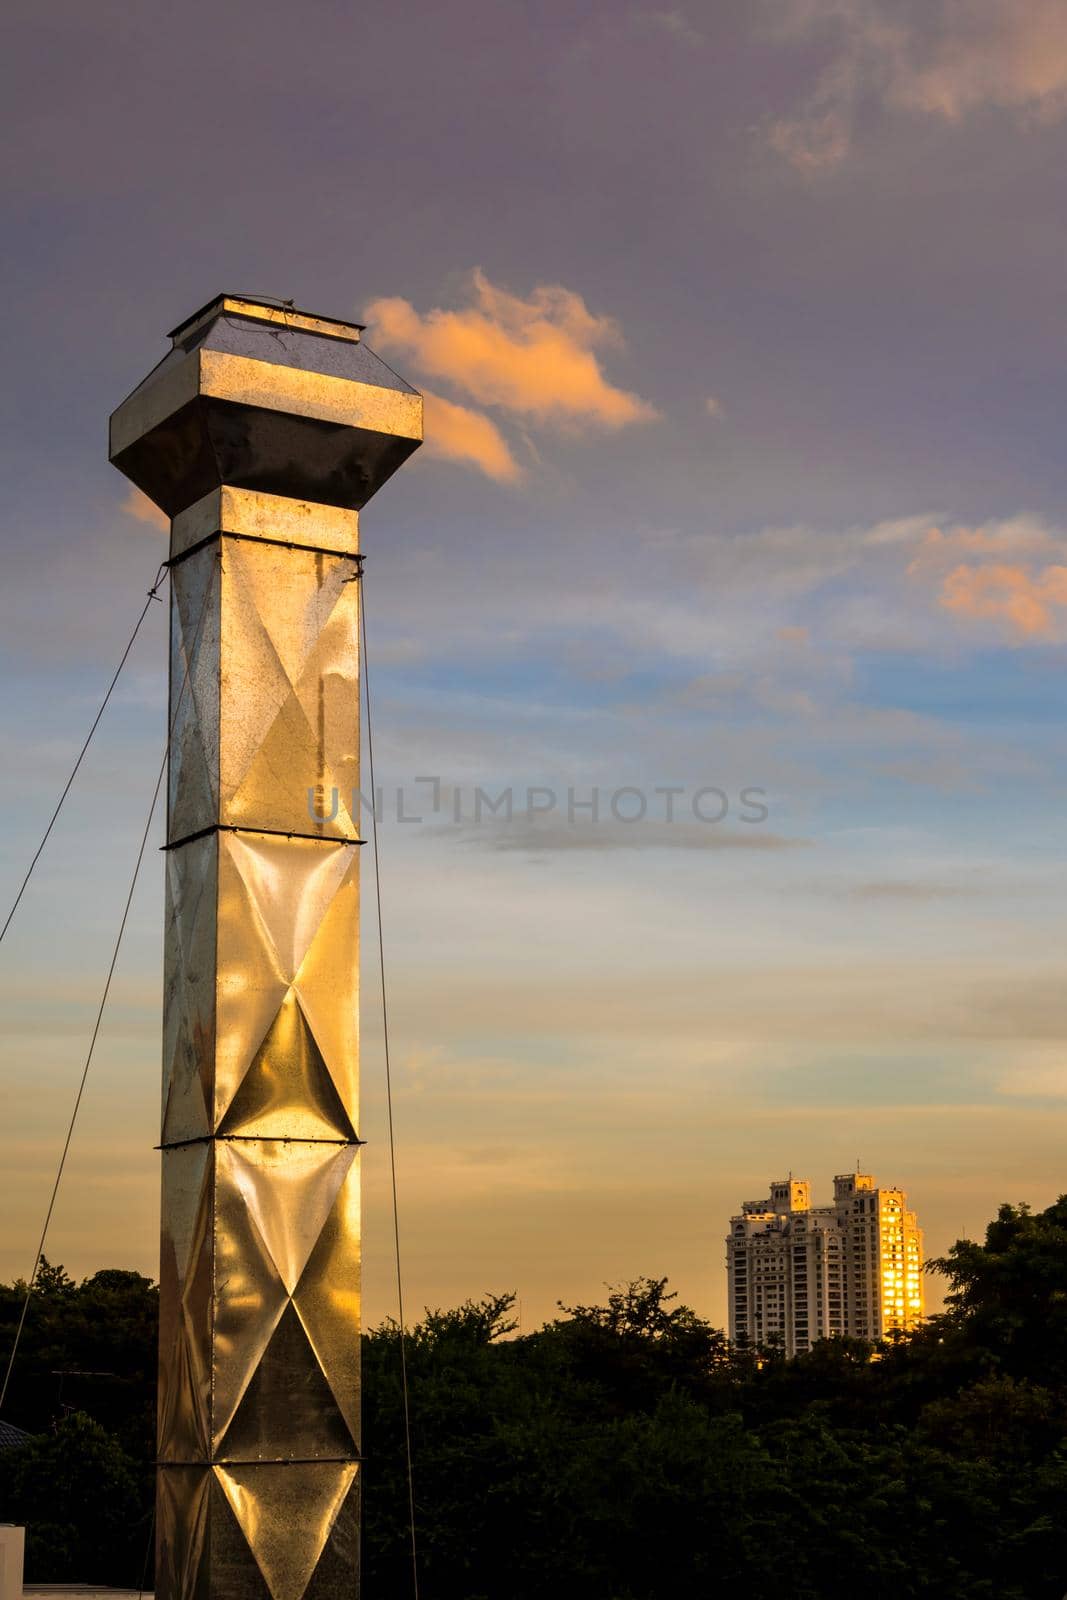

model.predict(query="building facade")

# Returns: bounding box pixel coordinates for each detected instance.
[726,1172,924,1354]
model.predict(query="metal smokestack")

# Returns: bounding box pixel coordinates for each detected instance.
[110,295,422,1600]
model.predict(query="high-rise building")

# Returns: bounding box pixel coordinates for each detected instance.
[726,1172,924,1354]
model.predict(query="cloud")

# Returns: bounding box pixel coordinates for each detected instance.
[704,395,725,418]
[122,486,168,532]
[422,390,521,483]
[998,1049,1067,1098]
[940,563,1067,638]
[766,0,1067,171]
[366,270,659,433]
[768,107,854,174]
[383,951,1067,1049]
[442,817,806,853]
[640,9,704,48]
[907,520,1060,570]
[907,519,1067,640]
[1000,1064,1067,1097]
[889,0,1067,123]
[847,880,977,902]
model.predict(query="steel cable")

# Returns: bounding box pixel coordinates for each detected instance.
[358,567,420,1600]
[0,554,218,1411]
[0,563,168,949]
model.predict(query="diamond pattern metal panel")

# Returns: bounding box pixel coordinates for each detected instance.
[158,1462,359,1600]
[168,549,222,845]
[157,1466,213,1600]
[215,1462,360,1600]
[167,538,360,847]
[158,1142,213,1464]
[219,541,359,841]
[214,832,359,1137]
[212,1139,359,1454]
[162,835,218,1145]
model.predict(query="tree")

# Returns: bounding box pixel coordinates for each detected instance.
[0,1411,144,1584]
[4,1209,1067,1596]
[930,1196,1067,1384]
[32,1257,75,1298]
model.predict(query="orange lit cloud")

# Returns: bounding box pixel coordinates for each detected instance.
[940,563,1067,639]
[769,0,1067,172]
[768,107,853,174]
[891,0,1067,123]
[122,486,168,532]
[907,521,1067,639]
[422,391,521,483]
[366,270,659,433]
[906,521,1059,576]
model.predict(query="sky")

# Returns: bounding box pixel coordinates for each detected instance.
[3,0,1067,1332]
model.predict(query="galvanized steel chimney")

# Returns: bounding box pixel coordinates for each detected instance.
[110,295,422,1600]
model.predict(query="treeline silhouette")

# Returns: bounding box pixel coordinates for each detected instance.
[2,1197,1067,1598]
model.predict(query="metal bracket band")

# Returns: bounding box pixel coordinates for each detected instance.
[163,822,363,852]
[166,529,366,570]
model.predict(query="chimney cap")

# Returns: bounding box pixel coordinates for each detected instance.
[169,294,366,347]
[111,292,420,516]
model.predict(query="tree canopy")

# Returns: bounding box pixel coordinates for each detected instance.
[2,1201,1067,1595]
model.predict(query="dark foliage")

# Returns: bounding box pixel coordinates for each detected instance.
[0,1411,144,1583]
[3,1201,1067,1595]
[0,1258,155,1586]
